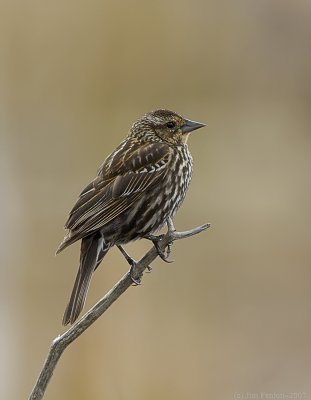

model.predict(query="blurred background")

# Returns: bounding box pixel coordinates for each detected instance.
[1,0,311,399]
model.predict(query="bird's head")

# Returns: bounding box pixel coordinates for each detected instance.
[129,109,206,145]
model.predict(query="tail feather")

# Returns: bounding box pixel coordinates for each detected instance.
[62,232,109,325]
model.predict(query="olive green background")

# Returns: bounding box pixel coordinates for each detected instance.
[1,1,311,399]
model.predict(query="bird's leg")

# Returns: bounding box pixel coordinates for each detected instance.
[117,245,151,286]
[117,245,141,285]
[163,217,175,260]
[117,245,152,273]
[167,217,176,234]
[117,244,135,266]
[144,219,175,263]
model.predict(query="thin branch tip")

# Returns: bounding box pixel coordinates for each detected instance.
[199,222,211,232]
[170,222,210,240]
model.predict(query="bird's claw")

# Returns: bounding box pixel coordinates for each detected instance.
[129,263,142,286]
[145,234,174,263]
[165,241,174,262]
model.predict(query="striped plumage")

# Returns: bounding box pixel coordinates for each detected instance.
[57,109,206,325]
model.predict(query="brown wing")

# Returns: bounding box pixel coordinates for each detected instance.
[56,140,172,253]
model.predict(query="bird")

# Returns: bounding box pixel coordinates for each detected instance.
[56,109,206,325]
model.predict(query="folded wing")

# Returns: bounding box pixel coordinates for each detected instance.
[56,141,172,253]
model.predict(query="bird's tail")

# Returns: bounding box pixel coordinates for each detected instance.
[62,232,109,325]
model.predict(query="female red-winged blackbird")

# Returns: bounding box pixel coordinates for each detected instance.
[57,109,206,324]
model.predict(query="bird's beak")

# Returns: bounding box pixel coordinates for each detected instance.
[181,119,207,134]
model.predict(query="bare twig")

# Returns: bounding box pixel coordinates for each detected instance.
[28,220,210,400]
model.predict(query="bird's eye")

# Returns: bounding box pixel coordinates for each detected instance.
[166,121,176,129]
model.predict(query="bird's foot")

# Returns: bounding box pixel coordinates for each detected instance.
[144,234,174,263]
[117,245,151,284]
[129,263,142,286]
